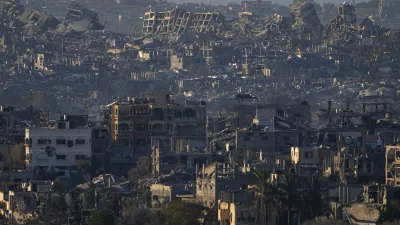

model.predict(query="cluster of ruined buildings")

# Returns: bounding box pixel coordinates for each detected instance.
[1,0,400,224]
[1,0,400,113]
[0,88,399,224]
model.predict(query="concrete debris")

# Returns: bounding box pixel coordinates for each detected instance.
[2,0,400,224]
[64,2,105,31]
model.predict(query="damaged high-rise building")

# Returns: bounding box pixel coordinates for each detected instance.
[325,3,357,37]
[142,8,224,35]
[290,1,324,45]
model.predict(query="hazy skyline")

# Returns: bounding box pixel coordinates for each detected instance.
[170,0,365,6]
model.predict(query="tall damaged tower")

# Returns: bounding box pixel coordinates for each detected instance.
[326,3,356,33]
[142,8,224,35]
[290,1,324,46]
[290,1,322,31]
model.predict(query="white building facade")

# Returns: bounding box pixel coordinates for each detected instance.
[25,121,92,177]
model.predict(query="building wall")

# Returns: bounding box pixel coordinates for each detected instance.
[233,105,256,128]
[196,165,257,208]
[34,54,45,70]
[25,126,92,175]
[151,184,173,207]
[236,130,275,153]
[149,95,206,152]
[291,146,331,165]
[133,104,150,146]
[236,130,300,154]
[92,128,108,173]
[109,103,134,146]
[196,175,217,208]
[170,55,184,70]
[142,9,222,35]
[107,93,205,152]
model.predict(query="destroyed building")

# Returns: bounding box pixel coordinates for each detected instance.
[142,8,224,35]
[290,1,324,45]
[148,92,206,152]
[25,115,92,177]
[64,2,104,31]
[328,3,357,32]
[218,190,256,225]
[19,9,59,32]
[386,145,400,186]
[196,163,257,208]
[106,96,150,149]
[3,0,400,222]
[317,100,400,184]
[106,92,206,153]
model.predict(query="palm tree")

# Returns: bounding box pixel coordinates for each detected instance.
[252,169,284,225]
[278,171,305,225]
[305,173,333,219]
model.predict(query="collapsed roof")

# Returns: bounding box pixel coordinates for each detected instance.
[142,8,224,35]
[64,2,104,31]
[20,9,60,31]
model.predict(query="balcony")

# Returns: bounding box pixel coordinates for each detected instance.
[118,123,132,133]
[118,129,132,133]
[117,114,133,121]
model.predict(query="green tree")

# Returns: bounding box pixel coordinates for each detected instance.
[122,199,151,225]
[146,210,165,225]
[82,188,96,209]
[162,201,205,225]
[87,210,115,225]
[39,179,69,225]
[305,174,333,219]
[252,169,284,225]
[128,156,152,184]
[278,171,304,225]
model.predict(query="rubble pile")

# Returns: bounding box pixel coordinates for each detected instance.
[63,2,105,31]
[0,0,398,121]
[1,1,400,224]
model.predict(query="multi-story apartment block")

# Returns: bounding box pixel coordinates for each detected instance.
[108,101,134,146]
[25,116,92,177]
[148,91,206,152]
[106,92,206,153]
[106,96,150,149]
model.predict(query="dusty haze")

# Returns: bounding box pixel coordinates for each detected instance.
[170,0,354,5]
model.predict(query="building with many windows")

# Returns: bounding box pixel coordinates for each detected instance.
[25,116,92,177]
[106,92,206,153]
